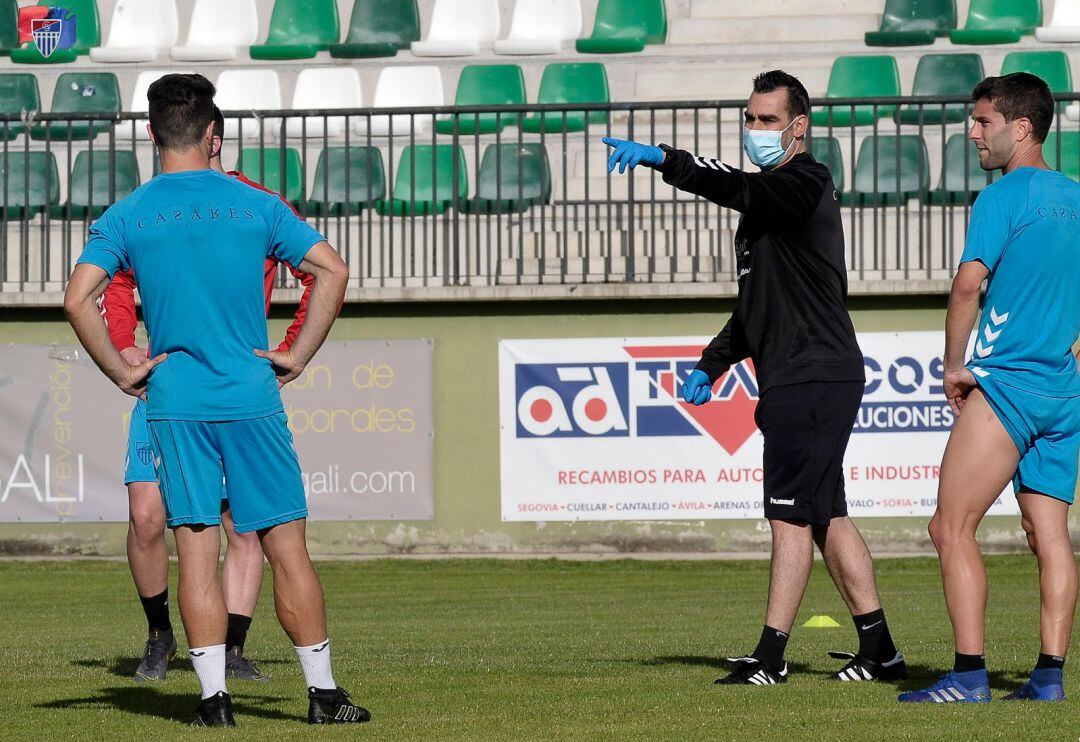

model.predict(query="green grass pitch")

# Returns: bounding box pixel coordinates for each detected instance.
[0,556,1075,740]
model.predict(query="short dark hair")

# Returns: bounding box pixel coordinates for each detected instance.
[971,72,1054,143]
[212,105,224,140]
[752,70,811,120]
[147,73,216,151]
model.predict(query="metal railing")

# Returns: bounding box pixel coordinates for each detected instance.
[3,94,1079,302]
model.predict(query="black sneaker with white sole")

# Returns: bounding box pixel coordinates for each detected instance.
[225,647,271,682]
[829,650,908,681]
[307,686,371,724]
[133,628,177,684]
[192,691,236,727]
[715,657,789,686]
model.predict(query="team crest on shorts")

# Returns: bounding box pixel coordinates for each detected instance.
[136,443,153,467]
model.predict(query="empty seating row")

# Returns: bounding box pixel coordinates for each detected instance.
[812,131,1080,204]
[814,51,1073,127]
[868,0,1080,46]
[0,0,664,64]
[0,142,553,219]
[0,63,611,142]
[8,129,1080,222]
[811,133,989,205]
[867,0,1064,46]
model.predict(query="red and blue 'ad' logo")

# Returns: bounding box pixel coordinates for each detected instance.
[515,345,760,455]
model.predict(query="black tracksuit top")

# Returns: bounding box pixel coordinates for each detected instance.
[657,145,866,393]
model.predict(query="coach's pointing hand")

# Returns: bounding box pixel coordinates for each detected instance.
[602,137,664,174]
[119,352,168,401]
[682,369,713,406]
[255,347,303,389]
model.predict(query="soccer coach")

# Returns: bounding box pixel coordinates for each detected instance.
[604,70,904,686]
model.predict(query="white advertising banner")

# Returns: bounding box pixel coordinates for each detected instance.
[499,333,1019,521]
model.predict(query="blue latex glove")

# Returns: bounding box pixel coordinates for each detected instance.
[682,369,713,406]
[602,137,664,174]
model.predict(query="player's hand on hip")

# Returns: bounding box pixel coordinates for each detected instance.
[119,345,150,367]
[119,352,167,401]
[602,137,664,174]
[254,347,303,388]
[943,367,976,417]
[682,369,714,406]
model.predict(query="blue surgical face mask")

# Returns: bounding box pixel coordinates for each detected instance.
[743,117,800,169]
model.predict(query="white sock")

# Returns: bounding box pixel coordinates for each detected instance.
[295,639,336,690]
[188,644,227,699]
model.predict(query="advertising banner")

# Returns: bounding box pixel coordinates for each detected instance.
[0,340,434,523]
[499,334,1019,521]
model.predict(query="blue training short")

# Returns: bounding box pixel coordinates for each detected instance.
[124,399,157,484]
[975,374,1080,505]
[124,400,228,502]
[147,413,307,533]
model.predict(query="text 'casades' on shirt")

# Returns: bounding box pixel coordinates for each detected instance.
[75,169,327,422]
[960,167,1080,398]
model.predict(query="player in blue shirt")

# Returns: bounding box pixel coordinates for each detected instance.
[63,74,368,726]
[900,73,1079,704]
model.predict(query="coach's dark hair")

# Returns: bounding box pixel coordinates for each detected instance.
[753,70,811,120]
[971,72,1054,143]
[147,73,216,151]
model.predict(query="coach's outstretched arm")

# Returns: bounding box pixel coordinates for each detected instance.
[64,264,167,399]
[255,241,348,387]
[603,138,824,225]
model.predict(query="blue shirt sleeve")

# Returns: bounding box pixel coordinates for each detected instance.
[959,183,1012,273]
[266,197,325,267]
[76,207,129,278]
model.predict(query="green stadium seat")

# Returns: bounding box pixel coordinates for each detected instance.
[250,0,339,60]
[375,145,468,216]
[950,0,1040,44]
[31,72,119,141]
[809,136,844,194]
[0,0,18,56]
[576,0,666,54]
[462,144,552,214]
[0,150,59,217]
[1044,131,1080,180]
[521,63,609,134]
[306,147,386,215]
[10,0,100,63]
[895,54,984,125]
[235,148,305,205]
[54,150,140,218]
[865,0,956,46]
[929,133,996,205]
[435,65,526,136]
[0,74,41,140]
[330,0,419,58]
[812,56,901,127]
[1001,51,1072,105]
[847,135,930,206]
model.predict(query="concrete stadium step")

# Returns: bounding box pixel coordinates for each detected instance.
[669,14,881,46]
[690,0,885,18]
[634,60,834,102]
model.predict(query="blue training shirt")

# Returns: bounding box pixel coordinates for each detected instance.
[77,169,325,421]
[960,167,1080,397]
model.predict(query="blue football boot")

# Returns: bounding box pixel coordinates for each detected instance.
[897,669,991,703]
[1002,669,1065,702]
